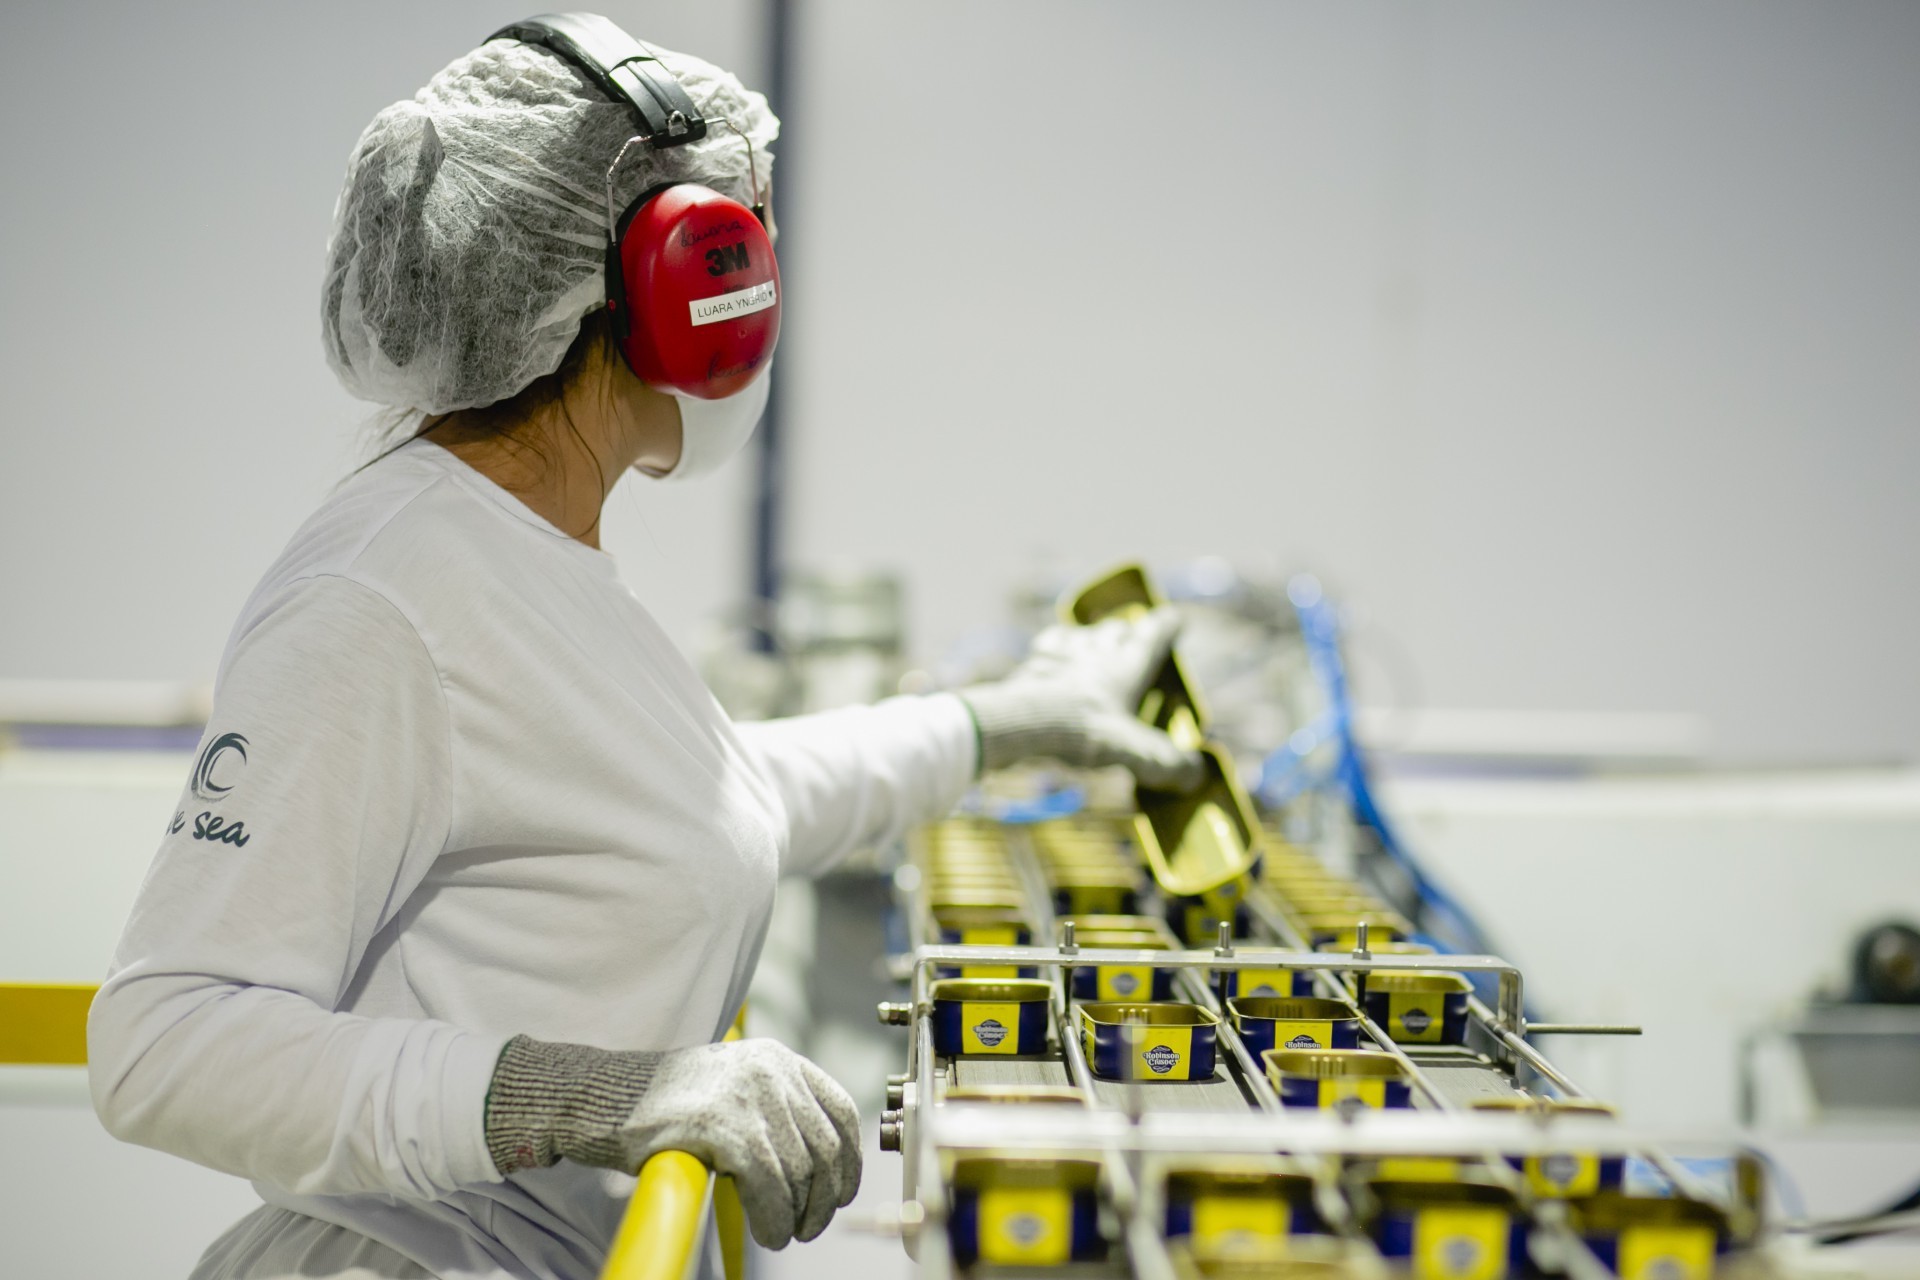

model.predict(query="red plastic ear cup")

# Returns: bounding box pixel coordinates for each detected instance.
[607,184,780,399]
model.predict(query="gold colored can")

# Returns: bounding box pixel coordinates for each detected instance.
[1165,1236,1363,1279]
[1080,1002,1221,1080]
[1364,1175,1521,1278]
[1048,865,1143,917]
[1278,889,1382,913]
[1265,1048,1413,1110]
[1358,972,1472,1045]
[927,887,1027,912]
[1057,914,1170,937]
[1471,1097,1623,1198]
[949,1157,1104,1267]
[1162,1161,1318,1254]
[1315,939,1434,957]
[930,979,1052,1056]
[1069,930,1177,1001]
[928,874,1023,895]
[1571,1193,1728,1280]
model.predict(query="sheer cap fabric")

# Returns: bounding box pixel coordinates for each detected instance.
[322,37,779,415]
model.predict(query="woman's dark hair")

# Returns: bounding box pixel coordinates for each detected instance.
[358,309,619,492]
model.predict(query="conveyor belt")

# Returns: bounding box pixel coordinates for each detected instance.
[1402,1047,1532,1108]
[950,1055,1254,1113]
[950,1058,1078,1090]
[1088,1067,1252,1114]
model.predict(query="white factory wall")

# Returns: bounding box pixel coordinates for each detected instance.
[2,2,1916,761]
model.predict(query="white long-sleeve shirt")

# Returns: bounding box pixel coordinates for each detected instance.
[87,440,976,1278]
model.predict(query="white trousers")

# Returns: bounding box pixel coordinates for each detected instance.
[192,1205,434,1280]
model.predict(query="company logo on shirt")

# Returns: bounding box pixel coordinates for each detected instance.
[191,732,250,801]
[168,731,255,847]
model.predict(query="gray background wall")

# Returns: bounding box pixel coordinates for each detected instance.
[2,1,1915,764]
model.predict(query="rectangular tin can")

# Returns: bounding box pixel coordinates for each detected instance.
[932,906,1037,980]
[1265,1048,1413,1110]
[1079,1002,1220,1081]
[1046,865,1142,918]
[1470,1097,1624,1197]
[1359,972,1472,1046]
[1161,1162,1323,1251]
[1572,1193,1728,1280]
[1213,964,1316,1001]
[948,1157,1104,1268]
[1067,928,1178,1002]
[1228,996,1362,1057]
[1365,1177,1525,1280]
[931,979,1052,1057]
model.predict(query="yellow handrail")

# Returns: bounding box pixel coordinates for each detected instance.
[605,1150,713,1280]
[713,1177,747,1280]
[0,983,96,1065]
[0,982,749,1279]
[600,1010,751,1280]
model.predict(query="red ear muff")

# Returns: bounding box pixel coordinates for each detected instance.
[606,183,780,400]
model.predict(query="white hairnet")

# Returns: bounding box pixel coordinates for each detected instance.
[322,36,778,415]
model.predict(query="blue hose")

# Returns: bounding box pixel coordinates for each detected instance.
[1259,578,1499,962]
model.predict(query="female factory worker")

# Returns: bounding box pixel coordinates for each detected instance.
[85,19,1198,1280]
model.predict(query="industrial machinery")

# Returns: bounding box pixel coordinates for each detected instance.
[870,565,1851,1280]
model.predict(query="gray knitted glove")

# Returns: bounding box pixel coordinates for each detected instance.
[486,1035,862,1249]
[961,605,1204,790]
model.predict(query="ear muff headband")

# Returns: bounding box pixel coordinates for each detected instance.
[488,12,780,399]
[490,12,707,147]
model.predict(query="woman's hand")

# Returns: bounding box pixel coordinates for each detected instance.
[485,1036,861,1249]
[961,605,1204,789]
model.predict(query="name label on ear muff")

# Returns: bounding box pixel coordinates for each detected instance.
[688,280,778,327]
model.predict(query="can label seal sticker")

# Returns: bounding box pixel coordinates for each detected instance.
[973,1018,1008,1048]
[1444,1237,1484,1275]
[1286,1032,1320,1049]
[1400,1006,1432,1035]
[1144,1044,1180,1074]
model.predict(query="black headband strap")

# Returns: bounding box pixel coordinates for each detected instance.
[489,12,708,148]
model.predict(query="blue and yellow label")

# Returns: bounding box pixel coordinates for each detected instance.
[1323,1078,1388,1109]
[1093,965,1155,1001]
[1217,967,1306,999]
[1386,992,1445,1044]
[1525,1151,1601,1197]
[977,1186,1072,1266]
[1190,1194,1289,1253]
[1057,885,1135,915]
[1617,1224,1715,1280]
[1274,1070,1411,1110]
[957,925,1019,946]
[964,1002,1022,1055]
[1412,1205,1509,1280]
[1269,1019,1338,1051]
[1085,1022,1211,1080]
[1377,1158,1463,1182]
